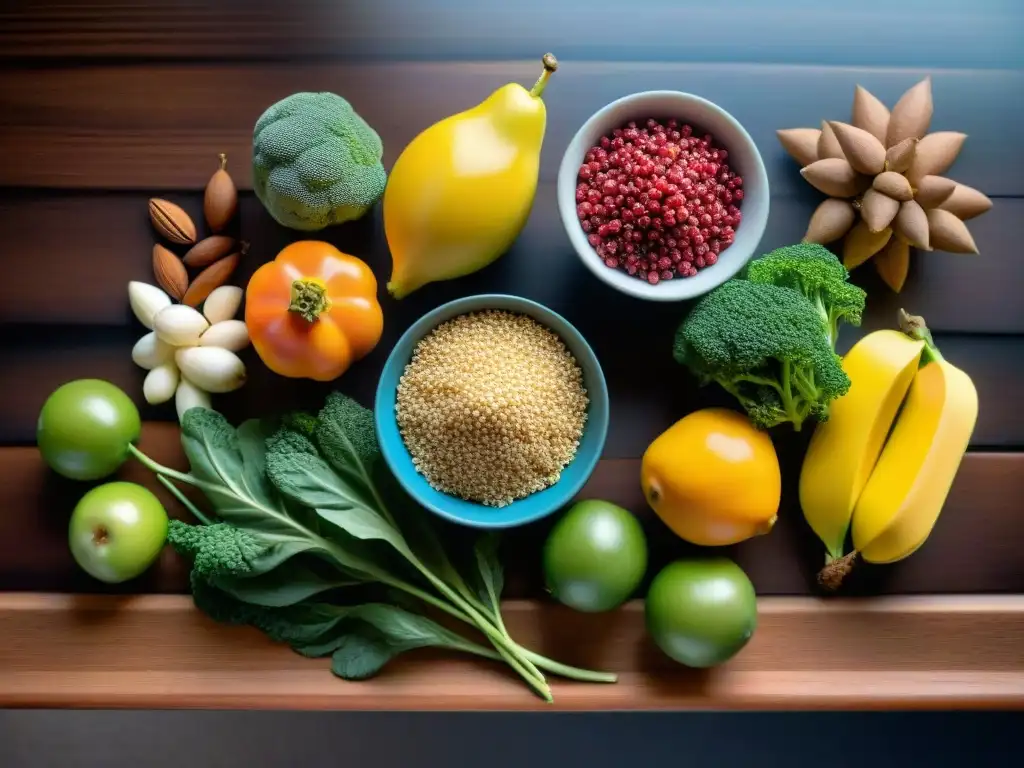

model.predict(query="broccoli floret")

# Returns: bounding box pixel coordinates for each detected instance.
[673,279,851,431]
[252,91,387,231]
[167,519,268,579]
[745,242,866,349]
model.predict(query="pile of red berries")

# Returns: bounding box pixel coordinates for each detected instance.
[575,117,744,285]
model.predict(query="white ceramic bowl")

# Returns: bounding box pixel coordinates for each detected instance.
[557,90,770,302]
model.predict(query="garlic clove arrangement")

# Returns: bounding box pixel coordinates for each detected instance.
[175,376,212,421]
[202,285,244,325]
[143,362,180,405]
[175,346,247,393]
[153,304,210,346]
[199,319,250,352]
[128,281,172,329]
[131,331,175,370]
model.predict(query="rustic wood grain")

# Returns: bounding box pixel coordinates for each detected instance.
[2,0,1020,71]
[2,421,1022,596]
[2,190,1020,334]
[0,62,1019,195]
[2,593,1023,710]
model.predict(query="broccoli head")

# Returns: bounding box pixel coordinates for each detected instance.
[253,91,387,231]
[673,279,851,431]
[745,242,866,349]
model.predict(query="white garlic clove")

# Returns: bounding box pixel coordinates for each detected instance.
[199,319,250,352]
[143,361,179,405]
[128,281,172,330]
[131,331,175,370]
[153,303,210,346]
[175,346,246,393]
[175,376,212,422]
[202,285,244,325]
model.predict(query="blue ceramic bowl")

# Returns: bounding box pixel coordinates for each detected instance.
[375,294,609,529]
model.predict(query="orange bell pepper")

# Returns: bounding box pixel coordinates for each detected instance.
[244,241,384,381]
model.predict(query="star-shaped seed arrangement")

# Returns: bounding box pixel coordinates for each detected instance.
[777,77,993,292]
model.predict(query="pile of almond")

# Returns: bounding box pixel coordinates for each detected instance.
[129,155,252,421]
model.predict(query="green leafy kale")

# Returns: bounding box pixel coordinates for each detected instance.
[745,242,866,349]
[673,278,851,431]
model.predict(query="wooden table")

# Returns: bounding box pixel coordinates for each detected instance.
[2,0,1023,710]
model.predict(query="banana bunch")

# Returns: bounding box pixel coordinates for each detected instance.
[799,309,978,589]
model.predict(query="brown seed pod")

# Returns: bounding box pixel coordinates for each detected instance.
[152,243,189,300]
[204,153,238,233]
[894,200,931,251]
[860,188,900,232]
[777,128,821,167]
[843,220,892,270]
[183,235,240,268]
[182,251,242,307]
[149,198,197,245]
[851,84,890,144]
[885,77,933,148]
[884,137,918,174]
[873,171,914,202]
[800,158,868,198]
[817,120,845,160]
[906,131,967,184]
[803,198,857,244]
[938,183,993,221]
[874,235,911,292]
[913,175,957,209]
[829,121,886,175]
[926,208,979,254]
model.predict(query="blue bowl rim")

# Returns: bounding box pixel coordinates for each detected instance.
[373,293,610,529]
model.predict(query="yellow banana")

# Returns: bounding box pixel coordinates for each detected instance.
[799,328,925,562]
[851,333,978,564]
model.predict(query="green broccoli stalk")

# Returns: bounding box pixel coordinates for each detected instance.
[745,242,866,349]
[673,279,851,431]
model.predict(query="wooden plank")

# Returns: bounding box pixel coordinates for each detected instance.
[2,190,1021,334]
[1,422,1022,596]
[0,63,1020,196]
[1,320,1021,451]
[2,0,1021,70]
[2,593,1023,710]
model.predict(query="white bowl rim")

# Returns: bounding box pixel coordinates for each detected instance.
[557,89,770,302]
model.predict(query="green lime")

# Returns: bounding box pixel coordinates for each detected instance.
[542,499,648,613]
[645,558,757,668]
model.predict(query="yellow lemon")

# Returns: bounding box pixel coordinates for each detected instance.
[640,408,781,547]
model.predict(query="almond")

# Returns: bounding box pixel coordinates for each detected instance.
[800,158,869,198]
[874,235,910,292]
[817,120,845,160]
[907,131,967,185]
[926,208,979,254]
[938,183,993,221]
[152,243,189,300]
[873,171,914,202]
[204,153,238,233]
[149,198,197,245]
[828,121,886,175]
[884,137,918,174]
[886,77,933,148]
[182,252,241,308]
[777,128,821,167]
[183,235,239,268]
[913,175,957,209]
[860,188,900,233]
[893,200,931,250]
[843,220,892,270]
[851,84,890,144]
[803,198,856,244]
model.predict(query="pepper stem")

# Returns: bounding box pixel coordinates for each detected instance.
[898,308,944,364]
[529,53,559,98]
[289,278,331,323]
[218,153,227,171]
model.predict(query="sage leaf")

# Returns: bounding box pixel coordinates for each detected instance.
[212,558,357,608]
[266,431,375,512]
[330,627,394,680]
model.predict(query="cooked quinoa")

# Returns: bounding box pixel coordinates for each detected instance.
[395,309,589,507]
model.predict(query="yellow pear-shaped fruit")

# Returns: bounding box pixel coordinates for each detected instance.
[640,408,781,547]
[383,54,558,299]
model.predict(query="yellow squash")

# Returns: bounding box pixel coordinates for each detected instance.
[851,342,978,564]
[799,328,925,562]
[383,54,558,299]
[641,408,781,547]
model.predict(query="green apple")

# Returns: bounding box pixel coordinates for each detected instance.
[68,481,169,583]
